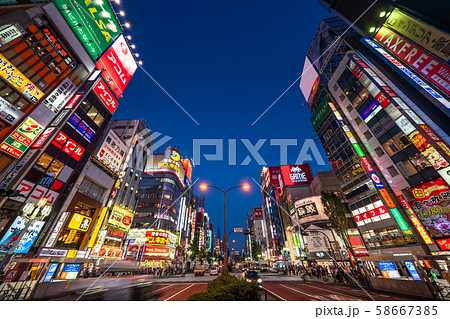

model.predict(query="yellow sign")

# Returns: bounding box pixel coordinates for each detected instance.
[66,250,77,258]
[87,207,108,248]
[0,53,44,103]
[384,8,450,63]
[64,229,77,244]
[107,205,133,232]
[68,213,92,232]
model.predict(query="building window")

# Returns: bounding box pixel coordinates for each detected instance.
[355,117,362,125]
[333,83,339,91]
[78,178,106,202]
[339,94,345,101]
[36,153,53,169]
[374,146,384,157]
[363,130,373,140]
[346,104,353,113]
[387,165,399,177]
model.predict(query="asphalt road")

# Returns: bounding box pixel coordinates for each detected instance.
[45,271,429,301]
[148,272,425,301]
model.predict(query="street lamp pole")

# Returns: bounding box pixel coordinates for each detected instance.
[200,184,249,275]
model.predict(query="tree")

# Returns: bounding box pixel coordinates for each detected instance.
[188,232,199,260]
[320,191,354,258]
[251,238,261,261]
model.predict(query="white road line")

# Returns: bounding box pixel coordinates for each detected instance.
[311,284,409,301]
[153,284,174,293]
[262,287,287,301]
[164,284,195,301]
[304,284,366,300]
[279,284,323,300]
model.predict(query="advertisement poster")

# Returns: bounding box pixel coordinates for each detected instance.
[43,263,59,283]
[409,178,450,238]
[60,263,81,280]
[96,34,138,99]
[107,205,134,232]
[96,129,127,173]
[378,261,401,279]
[0,216,44,253]
[404,261,422,281]
[294,196,327,224]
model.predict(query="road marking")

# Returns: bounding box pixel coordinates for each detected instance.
[304,284,366,300]
[153,284,175,293]
[278,284,322,300]
[164,284,195,301]
[261,286,287,301]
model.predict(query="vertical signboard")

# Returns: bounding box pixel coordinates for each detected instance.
[96,34,137,99]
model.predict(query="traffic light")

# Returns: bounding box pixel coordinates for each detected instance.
[0,189,21,197]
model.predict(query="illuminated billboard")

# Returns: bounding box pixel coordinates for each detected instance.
[409,178,450,239]
[299,57,320,108]
[96,34,137,99]
[53,0,122,61]
[0,117,44,158]
[280,164,313,186]
[0,53,43,103]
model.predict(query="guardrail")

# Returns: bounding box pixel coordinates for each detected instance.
[259,286,284,301]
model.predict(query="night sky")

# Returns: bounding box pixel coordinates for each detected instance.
[112,1,333,252]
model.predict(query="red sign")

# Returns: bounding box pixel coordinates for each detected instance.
[65,93,82,109]
[353,249,369,256]
[360,156,374,172]
[435,239,450,251]
[375,26,450,97]
[375,91,391,108]
[93,78,119,114]
[266,166,281,186]
[145,230,169,246]
[382,86,397,97]
[377,205,389,217]
[253,207,263,219]
[96,34,137,99]
[280,164,313,186]
[3,269,20,282]
[409,178,449,201]
[52,132,85,160]
[419,124,450,157]
[32,128,54,148]
[368,209,378,218]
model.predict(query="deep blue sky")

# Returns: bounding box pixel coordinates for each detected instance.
[112,1,332,252]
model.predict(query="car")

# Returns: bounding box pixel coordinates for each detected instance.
[259,264,269,273]
[209,266,219,276]
[194,265,206,276]
[244,270,262,283]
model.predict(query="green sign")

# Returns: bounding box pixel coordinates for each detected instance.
[352,143,365,157]
[310,96,331,130]
[390,208,411,232]
[53,0,122,61]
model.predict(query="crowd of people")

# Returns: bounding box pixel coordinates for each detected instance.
[278,263,362,285]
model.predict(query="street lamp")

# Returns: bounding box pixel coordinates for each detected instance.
[200,183,250,274]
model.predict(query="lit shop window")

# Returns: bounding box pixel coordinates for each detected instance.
[36,153,53,169]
